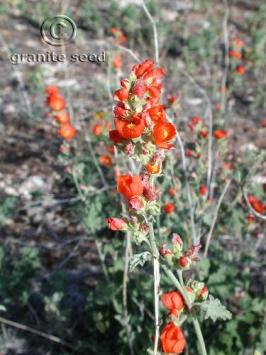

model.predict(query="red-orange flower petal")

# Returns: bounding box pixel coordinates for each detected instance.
[115,116,145,139]
[148,105,166,123]
[161,291,184,316]
[58,124,76,141]
[117,175,143,200]
[164,202,175,214]
[48,94,65,111]
[213,129,228,140]
[114,87,129,101]
[160,323,186,354]
[54,111,70,124]
[99,155,112,167]
[153,121,176,149]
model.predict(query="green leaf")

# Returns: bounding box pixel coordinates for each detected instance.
[129,252,151,272]
[201,295,232,322]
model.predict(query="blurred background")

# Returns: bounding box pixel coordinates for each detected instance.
[0,0,265,354]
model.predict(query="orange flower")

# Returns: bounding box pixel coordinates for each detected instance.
[54,111,70,124]
[99,155,112,167]
[145,162,161,174]
[114,87,129,101]
[153,121,176,149]
[112,54,122,70]
[229,50,242,60]
[164,202,175,214]
[117,175,143,200]
[109,129,124,143]
[58,124,76,141]
[213,129,228,140]
[199,127,208,138]
[248,195,265,214]
[111,28,127,44]
[235,65,246,75]
[133,59,155,78]
[161,291,184,316]
[168,187,177,197]
[168,95,177,105]
[115,116,145,139]
[199,184,208,197]
[46,86,59,96]
[148,105,166,123]
[48,95,65,111]
[92,124,103,136]
[246,214,255,224]
[189,116,203,128]
[160,323,186,354]
[232,37,244,48]
[224,162,233,171]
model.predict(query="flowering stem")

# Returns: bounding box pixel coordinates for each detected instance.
[161,266,208,355]
[148,222,160,355]
[142,0,159,64]
[192,318,207,355]
[123,233,135,355]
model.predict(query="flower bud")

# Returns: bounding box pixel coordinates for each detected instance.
[139,223,149,233]
[198,286,209,301]
[106,217,128,231]
[129,196,143,210]
[178,256,191,269]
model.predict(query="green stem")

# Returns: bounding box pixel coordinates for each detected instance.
[148,223,160,355]
[192,318,207,355]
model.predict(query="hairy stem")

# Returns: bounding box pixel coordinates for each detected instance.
[149,223,160,355]
[123,233,135,355]
[142,0,159,64]
[192,318,208,355]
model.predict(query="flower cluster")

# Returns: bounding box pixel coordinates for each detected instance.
[107,173,160,242]
[159,233,202,270]
[185,115,229,161]
[229,36,246,76]
[106,60,212,354]
[90,111,113,168]
[109,59,176,173]
[247,195,265,214]
[111,28,127,44]
[160,281,208,354]
[45,86,77,142]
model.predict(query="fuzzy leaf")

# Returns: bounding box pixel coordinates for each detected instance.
[129,252,151,272]
[201,295,232,322]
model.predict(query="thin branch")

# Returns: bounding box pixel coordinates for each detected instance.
[204,179,231,257]
[116,45,140,62]
[221,0,230,113]
[242,188,266,221]
[175,129,197,244]
[123,233,135,355]
[142,0,159,64]
[148,223,160,355]
[0,316,73,349]
[182,71,214,190]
